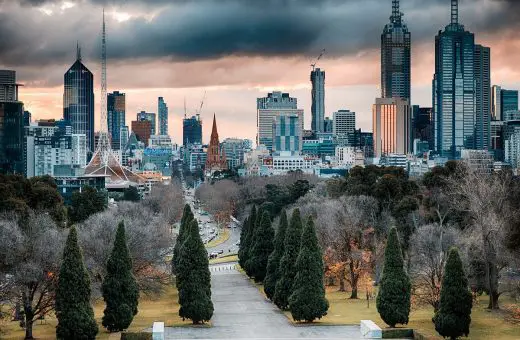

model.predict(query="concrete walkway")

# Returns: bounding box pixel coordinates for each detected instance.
[164,265,364,340]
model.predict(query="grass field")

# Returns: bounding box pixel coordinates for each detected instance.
[205,227,231,248]
[0,285,186,339]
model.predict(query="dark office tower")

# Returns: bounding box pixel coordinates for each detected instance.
[23,111,31,126]
[433,0,476,159]
[158,97,168,136]
[310,68,325,133]
[381,0,411,101]
[63,46,95,155]
[183,115,203,146]
[474,45,491,150]
[412,106,434,150]
[107,91,126,150]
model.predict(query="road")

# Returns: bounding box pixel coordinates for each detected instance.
[163,265,366,340]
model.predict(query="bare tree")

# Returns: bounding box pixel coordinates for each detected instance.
[143,180,185,227]
[196,179,241,225]
[0,213,65,340]
[409,224,460,311]
[78,202,173,296]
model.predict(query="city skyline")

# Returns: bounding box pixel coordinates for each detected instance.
[3,0,520,144]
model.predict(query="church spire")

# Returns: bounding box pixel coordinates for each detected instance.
[211,113,218,139]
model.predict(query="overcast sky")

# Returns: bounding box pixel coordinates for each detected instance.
[2,0,520,143]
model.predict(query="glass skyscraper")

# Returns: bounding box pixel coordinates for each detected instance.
[158,97,168,136]
[310,68,325,133]
[107,91,125,150]
[474,45,491,150]
[433,0,480,159]
[381,0,411,101]
[63,49,94,154]
[183,115,202,146]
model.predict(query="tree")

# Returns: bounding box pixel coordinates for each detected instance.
[56,227,98,339]
[238,217,250,269]
[68,186,107,225]
[142,180,184,226]
[122,186,141,202]
[433,248,472,340]
[177,219,214,324]
[239,206,257,274]
[264,210,288,300]
[376,227,411,328]
[289,216,329,322]
[172,205,194,275]
[249,211,275,282]
[102,221,139,332]
[274,209,303,310]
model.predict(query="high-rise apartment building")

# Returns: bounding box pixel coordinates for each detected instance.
[310,68,325,133]
[272,112,302,153]
[137,111,156,136]
[107,91,125,150]
[183,115,203,146]
[158,97,168,136]
[258,109,304,151]
[332,110,356,136]
[373,97,411,157]
[492,86,519,121]
[381,0,411,101]
[63,48,95,155]
[257,91,297,110]
[474,44,491,150]
[433,0,479,159]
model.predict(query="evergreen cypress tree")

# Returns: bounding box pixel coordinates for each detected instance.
[376,227,411,328]
[434,248,472,340]
[249,211,275,282]
[238,217,249,269]
[264,210,288,300]
[102,221,139,332]
[172,204,193,274]
[177,219,214,324]
[273,209,303,310]
[56,227,98,340]
[245,206,267,276]
[289,216,329,322]
[241,206,257,275]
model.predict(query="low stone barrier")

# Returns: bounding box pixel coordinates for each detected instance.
[360,320,382,339]
[152,322,164,340]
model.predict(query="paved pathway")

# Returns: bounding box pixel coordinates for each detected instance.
[164,265,364,340]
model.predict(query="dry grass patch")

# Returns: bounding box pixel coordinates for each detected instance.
[205,228,231,249]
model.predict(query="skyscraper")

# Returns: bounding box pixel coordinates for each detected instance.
[137,111,156,135]
[0,70,19,102]
[433,0,477,159]
[332,110,356,136]
[381,0,411,101]
[310,68,325,133]
[183,115,203,146]
[474,44,491,150]
[373,97,411,157]
[107,91,125,150]
[272,112,302,153]
[158,97,168,136]
[257,91,297,110]
[63,46,95,155]
[492,86,519,121]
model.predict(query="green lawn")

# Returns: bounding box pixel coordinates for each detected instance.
[205,228,231,248]
[1,285,187,339]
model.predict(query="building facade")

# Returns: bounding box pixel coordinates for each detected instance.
[272,112,302,153]
[222,138,251,169]
[158,97,168,136]
[137,111,156,136]
[257,91,297,110]
[183,115,203,146]
[381,0,411,101]
[332,110,356,136]
[493,86,519,121]
[373,97,411,157]
[0,70,19,102]
[310,68,325,133]
[258,109,304,151]
[412,106,434,150]
[63,49,95,155]
[131,120,152,146]
[0,102,25,174]
[474,44,491,150]
[107,91,125,150]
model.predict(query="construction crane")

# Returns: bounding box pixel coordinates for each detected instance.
[310,49,326,71]
[196,91,207,116]
[184,97,187,118]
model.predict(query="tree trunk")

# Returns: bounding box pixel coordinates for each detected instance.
[487,292,499,310]
[327,276,335,286]
[338,266,346,292]
[24,316,34,340]
[349,267,359,299]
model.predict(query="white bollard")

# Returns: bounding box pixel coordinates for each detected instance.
[152,322,164,340]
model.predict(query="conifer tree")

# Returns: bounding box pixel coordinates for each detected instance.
[56,227,98,340]
[273,209,303,310]
[264,210,288,300]
[376,227,411,328]
[434,248,472,340]
[177,219,214,324]
[102,221,139,332]
[172,204,193,274]
[249,211,275,282]
[241,206,257,275]
[238,217,249,269]
[289,216,329,322]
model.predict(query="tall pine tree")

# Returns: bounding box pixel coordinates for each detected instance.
[241,206,257,276]
[172,204,193,274]
[376,227,411,328]
[273,209,303,310]
[56,227,98,340]
[177,219,214,324]
[434,247,472,340]
[238,217,250,269]
[289,216,329,322]
[264,210,288,300]
[249,211,275,282]
[102,221,139,332]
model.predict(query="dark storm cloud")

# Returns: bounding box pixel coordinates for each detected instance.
[0,0,518,68]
